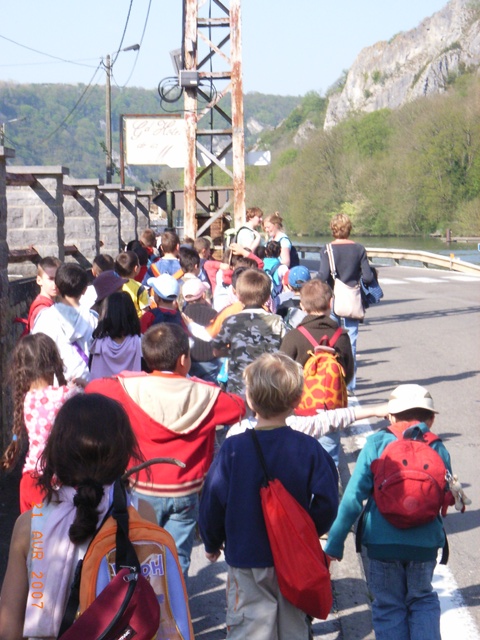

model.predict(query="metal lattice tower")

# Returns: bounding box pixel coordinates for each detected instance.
[182,0,245,238]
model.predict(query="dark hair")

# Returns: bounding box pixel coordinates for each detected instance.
[392,408,435,422]
[37,256,61,275]
[142,323,189,372]
[1,334,66,471]
[115,251,139,278]
[55,263,89,298]
[92,254,115,273]
[232,266,251,289]
[93,291,140,339]
[161,231,180,254]
[265,240,281,259]
[126,240,149,267]
[235,269,272,307]
[254,245,266,261]
[179,246,200,274]
[38,394,142,543]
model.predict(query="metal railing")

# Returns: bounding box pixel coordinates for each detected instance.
[294,245,480,276]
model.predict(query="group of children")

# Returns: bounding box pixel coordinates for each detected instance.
[0,220,467,640]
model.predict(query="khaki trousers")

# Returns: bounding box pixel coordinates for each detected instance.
[226,565,310,640]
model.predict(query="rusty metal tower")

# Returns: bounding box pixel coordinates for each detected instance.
[182,0,245,239]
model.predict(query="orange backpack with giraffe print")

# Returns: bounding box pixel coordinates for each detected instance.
[294,326,348,416]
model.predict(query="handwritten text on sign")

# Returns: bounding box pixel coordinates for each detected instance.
[124,117,187,168]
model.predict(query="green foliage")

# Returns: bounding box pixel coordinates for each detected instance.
[246,71,480,237]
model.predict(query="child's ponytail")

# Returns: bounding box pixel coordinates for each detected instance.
[69,479,105,544]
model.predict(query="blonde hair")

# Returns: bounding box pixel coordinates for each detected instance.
[244,353,304,418]
[330,213,352,239]
[300,280,332,314]
[264,212,284,230]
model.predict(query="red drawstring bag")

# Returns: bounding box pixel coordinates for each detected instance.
[250,430,333,620]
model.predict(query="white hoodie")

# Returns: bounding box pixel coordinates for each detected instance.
[33,302,98,382]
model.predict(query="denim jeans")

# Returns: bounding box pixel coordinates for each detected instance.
[319,431,340,467]
[330,314,359,391]
[134,491,199,578]
[368,559,441,640]
[189,358,222,384]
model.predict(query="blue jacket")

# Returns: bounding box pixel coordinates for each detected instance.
[199,426,339,568]
[325,422,452,562]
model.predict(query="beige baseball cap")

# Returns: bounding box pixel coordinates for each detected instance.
[387,384,438,414]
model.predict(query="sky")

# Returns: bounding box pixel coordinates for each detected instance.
[0,0,449,98]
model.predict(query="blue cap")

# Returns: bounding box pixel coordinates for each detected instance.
[288,265,311,289]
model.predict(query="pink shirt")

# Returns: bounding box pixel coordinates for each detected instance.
[23,385,80,473]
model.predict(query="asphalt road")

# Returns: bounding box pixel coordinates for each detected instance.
[1,264,478,638]
[189,264,480,639]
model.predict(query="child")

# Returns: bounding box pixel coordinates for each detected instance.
[211,269,286,397]
[32,263,98,382]
[126,239,149,283]
[115,250,149,317]
[142,230,181,283]
[263,240,284,299]
[325,384,455,640]
[26,256,61,332]
[275,264,311,327]
[1,333,81,512]
[181,277,220,384]
[140,273,187,334]
[89,291,142,380]
[0,393,147,640]
[199,352,339,639]
[81,253,115,309]
[178,246,202,283]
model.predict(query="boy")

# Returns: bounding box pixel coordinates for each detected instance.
[87,322,245,576]
[211,269,286,397]
[325,384,454,640]
[32,263,98,382]
[115,250,149,317]
[281,279,354,465]
[140,273,186,333]
[199,352,338,639]
[275,264,311,327]
[26,256,61,332]
[142,230,181,283]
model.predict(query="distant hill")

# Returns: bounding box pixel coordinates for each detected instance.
[0,82,301,188]
[325,0,480,128]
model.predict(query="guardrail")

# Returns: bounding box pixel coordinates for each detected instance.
[295,245,480,276]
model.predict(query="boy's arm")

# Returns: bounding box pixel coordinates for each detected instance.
[210,389,246,426]
[198,456,228,560]
[287,404,389,439]
[324,439,378,560]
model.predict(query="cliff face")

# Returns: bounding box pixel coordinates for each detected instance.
[324,0,480,128]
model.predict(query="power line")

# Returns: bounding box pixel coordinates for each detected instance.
[120,0,153,88]
[39,62,103,144]
[111,0,134,66]
[0,32,97,68]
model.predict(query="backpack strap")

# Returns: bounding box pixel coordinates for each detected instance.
[298,325,343,350]
[387,423,440,445]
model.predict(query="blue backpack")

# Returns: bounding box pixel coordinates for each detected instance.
[264,262,283,298]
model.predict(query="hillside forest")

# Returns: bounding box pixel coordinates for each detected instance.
[1,70,480,237]
[248,71,480,237]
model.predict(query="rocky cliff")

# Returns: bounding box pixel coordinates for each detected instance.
[324,0,480,128]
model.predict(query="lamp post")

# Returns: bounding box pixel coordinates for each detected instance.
[104,44,140,183]
[0,117,26,146]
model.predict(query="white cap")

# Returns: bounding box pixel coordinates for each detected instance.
[387,384,438,415]
[147,274,180,300]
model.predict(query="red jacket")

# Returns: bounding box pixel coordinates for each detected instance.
[86,372,245,497]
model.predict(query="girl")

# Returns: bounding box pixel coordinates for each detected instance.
[1,333,81,513]
[89,291,142,379]
[0,393,145,640]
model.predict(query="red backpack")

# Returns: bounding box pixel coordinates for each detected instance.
[294,326,348,416]
[370,423,448,529]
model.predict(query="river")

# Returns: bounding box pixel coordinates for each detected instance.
[290,235,480,265]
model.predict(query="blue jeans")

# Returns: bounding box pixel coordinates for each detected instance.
[135,491,199,578]
[330,313,359,391]
[189,358,221,384]
[368,559,441,640]
[319,431,340,467]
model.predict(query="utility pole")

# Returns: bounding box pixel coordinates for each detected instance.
[105,54,112,184]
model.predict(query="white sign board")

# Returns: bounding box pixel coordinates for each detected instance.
[123,116,187,168]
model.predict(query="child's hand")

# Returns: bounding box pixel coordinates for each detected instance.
[70,378,88,389]
[205,549,222,563]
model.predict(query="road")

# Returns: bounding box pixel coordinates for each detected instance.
[189,264,480,639]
